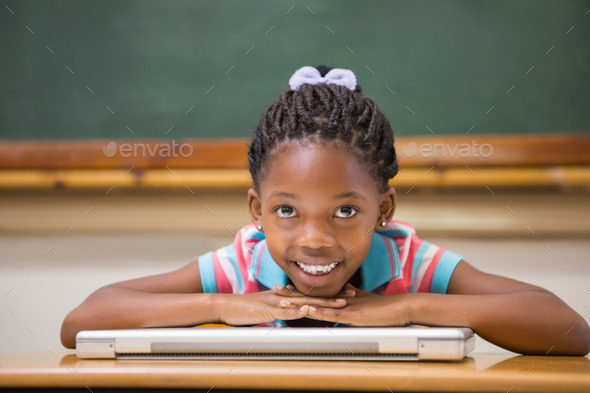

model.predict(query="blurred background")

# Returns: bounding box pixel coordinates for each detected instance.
[1,0,589,355]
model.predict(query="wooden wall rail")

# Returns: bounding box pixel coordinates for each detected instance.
[0,134,588,189]
[0,134,589,169]
[1,166,589,189]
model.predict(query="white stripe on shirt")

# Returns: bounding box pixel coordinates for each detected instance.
[217,247,241,294]
[240,226,258,260]
[390,221,414,266]
[411,244,438,293]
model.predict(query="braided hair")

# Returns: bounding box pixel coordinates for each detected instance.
[248,65,399,192]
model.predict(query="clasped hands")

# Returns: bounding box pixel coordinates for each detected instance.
[217,283,411,327]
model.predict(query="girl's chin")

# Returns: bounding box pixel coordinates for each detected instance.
[292,283,342,298]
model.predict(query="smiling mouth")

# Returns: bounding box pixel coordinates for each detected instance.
[291,260,342,276]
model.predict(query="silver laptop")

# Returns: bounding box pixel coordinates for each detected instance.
[76,327,475,361]
[76,327,474,361]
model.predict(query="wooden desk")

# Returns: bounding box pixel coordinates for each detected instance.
[0,350,589,392]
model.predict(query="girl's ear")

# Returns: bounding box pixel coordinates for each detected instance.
[378,187,396,228]
[247,188,263,227]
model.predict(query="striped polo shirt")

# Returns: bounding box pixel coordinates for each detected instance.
[198,220,463,304]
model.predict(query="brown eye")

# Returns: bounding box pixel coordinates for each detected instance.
[335,206,357,218]
[276,206,298,218]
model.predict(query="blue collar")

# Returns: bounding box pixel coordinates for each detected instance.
[248,231,401,293]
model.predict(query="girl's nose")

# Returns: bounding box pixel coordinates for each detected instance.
[295,221,336,249]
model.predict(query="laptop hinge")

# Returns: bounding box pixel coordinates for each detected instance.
[77,339,116,359]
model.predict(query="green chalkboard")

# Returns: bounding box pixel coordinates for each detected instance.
[1,0,589,140]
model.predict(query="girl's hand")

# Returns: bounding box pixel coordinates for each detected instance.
[215,288,347,326]
[273,283,359,299]
[275,284,412,327]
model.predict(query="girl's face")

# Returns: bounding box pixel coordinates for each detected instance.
[248,140,396,298]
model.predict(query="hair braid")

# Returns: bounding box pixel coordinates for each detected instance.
[249,65,399,192]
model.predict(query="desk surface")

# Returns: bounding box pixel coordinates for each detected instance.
[0,350,589,392]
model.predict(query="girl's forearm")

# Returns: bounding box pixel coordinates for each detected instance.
[60,287,220,349]
[408,291,590,355]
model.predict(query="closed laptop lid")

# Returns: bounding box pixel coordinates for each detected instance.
[76,326,475,361]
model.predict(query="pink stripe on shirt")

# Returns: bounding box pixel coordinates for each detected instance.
[255,243,266,279]
[232,228,249,279]
[212,251,233,294]
[401,236,424,291]
[383,277,407,296]
[418,248,445,293]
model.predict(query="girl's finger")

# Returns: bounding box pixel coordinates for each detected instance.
[306,306,347,324]
[342,283,377,297]
[272,284,303,297]
[286,285,303,296]
[337,288,356,297]
[278,296,347,308]
[278,304,310,320]
[306,306,324,321]
[272,285,296,296]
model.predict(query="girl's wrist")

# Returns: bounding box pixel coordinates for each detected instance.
[403,293,425,326]
[208,293,226,324]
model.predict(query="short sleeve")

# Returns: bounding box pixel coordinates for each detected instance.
[197,225,262,294]
[402,234,463,294]
[430,250,463,294]
[197,250,221,293]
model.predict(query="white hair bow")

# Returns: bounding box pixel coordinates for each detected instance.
[288,66,357,91]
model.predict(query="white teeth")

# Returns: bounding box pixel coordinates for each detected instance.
[295,261,340,275]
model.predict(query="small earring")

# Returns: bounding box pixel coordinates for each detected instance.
[256,225,263,231]
[381,221,387,227]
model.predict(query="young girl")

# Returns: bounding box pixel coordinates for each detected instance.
[61,65,590,355]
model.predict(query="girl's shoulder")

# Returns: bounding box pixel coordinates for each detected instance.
[378,219,417,239]
[230,224,266,254]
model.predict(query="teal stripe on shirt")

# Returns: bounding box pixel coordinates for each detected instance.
[380,229,410,238]
[430,251,463,294]
[386,236,401,277]
[197,251,218,293]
